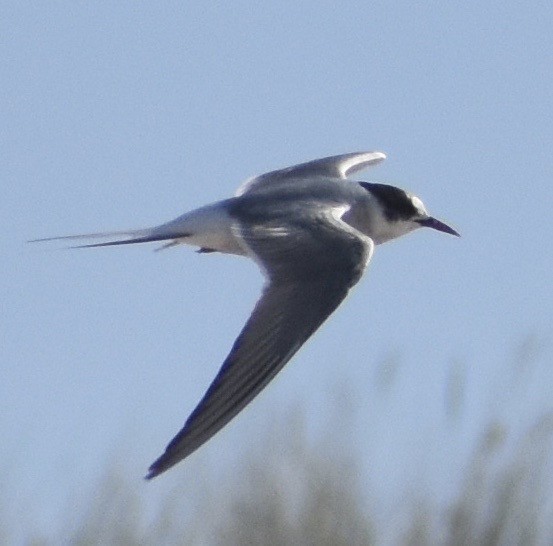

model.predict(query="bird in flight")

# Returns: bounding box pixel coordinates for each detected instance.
[33,151,459,478]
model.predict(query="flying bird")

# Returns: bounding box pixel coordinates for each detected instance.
[33,151,459,479]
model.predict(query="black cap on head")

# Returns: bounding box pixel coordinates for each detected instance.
[359,182,419,221]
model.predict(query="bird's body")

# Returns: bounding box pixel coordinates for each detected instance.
[33,151,459,478]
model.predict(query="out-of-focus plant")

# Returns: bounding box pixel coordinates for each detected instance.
[4,340,552,545]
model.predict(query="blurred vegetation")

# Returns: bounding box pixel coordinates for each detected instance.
[6,340,553,545]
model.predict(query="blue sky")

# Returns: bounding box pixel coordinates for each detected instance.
[3,1,552,537]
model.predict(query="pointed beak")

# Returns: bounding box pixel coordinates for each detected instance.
[417,217,460,237]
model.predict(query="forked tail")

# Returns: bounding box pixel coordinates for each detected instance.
[29,228,188,249]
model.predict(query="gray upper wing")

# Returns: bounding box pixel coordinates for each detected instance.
[236,151,386,196]
[146,207,374,478]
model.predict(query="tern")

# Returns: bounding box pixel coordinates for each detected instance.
[33,151,459,478]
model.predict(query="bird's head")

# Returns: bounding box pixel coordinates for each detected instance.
[360,182,460,243]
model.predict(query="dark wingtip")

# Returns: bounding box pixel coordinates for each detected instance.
[144,463,162,481]
[144,469,157,481]
[145,453,173,480]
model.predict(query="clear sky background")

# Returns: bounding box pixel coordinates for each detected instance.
[3,1,553,540]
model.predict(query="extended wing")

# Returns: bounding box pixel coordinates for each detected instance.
[146,205,374,478]
[235,151,386,196]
